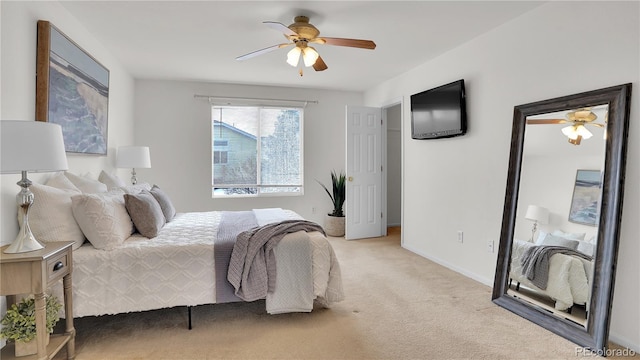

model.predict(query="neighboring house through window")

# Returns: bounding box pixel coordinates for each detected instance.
[211,105,303,196]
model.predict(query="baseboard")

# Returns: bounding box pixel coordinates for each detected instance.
[609,333,640,353]
[401,243,493,287]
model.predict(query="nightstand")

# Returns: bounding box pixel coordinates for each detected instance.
[0,241,75,360]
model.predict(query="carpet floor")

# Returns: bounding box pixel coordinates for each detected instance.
[52,228,636,359]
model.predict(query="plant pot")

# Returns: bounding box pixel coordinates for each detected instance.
[324,215,345,237]
[15,333,49,357]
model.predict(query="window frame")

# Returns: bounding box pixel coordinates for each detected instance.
[211,105,304,198]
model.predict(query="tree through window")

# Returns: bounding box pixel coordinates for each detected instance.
[211,106,303,196]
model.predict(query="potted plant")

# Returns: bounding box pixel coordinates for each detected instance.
[0,295,62,357]
[317,170,346,236]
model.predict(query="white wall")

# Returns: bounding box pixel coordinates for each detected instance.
[364,1,639,351]
[134,80,362,225]
[0,1,135,242]
[515,154,603,243]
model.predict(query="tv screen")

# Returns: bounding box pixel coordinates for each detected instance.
[410,79,467,140]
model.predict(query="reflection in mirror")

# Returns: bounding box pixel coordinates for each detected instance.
[492,83,632,354]
[507,104,607,328]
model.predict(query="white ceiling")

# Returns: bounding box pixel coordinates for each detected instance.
[59,1,543,92]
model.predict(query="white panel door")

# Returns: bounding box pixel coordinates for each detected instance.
[345,106,384,240]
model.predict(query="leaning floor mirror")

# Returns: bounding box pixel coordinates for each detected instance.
[492,83,632,353]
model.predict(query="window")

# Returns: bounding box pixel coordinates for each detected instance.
[211,106,303,197]
[213,140,228,164]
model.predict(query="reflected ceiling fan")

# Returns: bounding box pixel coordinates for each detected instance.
[526,108,605,145]
[236,16,376,75]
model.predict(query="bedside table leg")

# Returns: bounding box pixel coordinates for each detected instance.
[34,292,47,360]
[63,273,76,359]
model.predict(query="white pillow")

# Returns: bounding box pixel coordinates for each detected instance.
[18,182,85,250]
[534,231,548,245]
[65,172,107,193]
[576,241,595,257]
[98,170,127,190]
[71,190,134,250]
[552,230,586,241]
[46,172,80,191]
[120,182,152,194]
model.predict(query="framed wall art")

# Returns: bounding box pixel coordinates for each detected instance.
[568,169,602,226]
[36,20,110,155]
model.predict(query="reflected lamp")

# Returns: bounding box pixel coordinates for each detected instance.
[525,205,549,242]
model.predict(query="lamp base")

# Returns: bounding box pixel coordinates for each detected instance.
[4,171,45,253]
[4,225,44,253]
[130,168,138,185]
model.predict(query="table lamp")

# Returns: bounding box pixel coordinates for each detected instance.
[525,205,549,242]
[1,120,69,253]
[116,146,151,185]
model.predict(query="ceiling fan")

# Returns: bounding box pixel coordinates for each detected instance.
[526,108,605,145]
[236,16,376,75]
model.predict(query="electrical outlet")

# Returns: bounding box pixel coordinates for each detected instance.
[312,207,317,214]
[488,240,494,253]
[457,231,463,243]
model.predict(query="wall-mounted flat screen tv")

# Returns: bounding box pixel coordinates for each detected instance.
[410,79,467,140]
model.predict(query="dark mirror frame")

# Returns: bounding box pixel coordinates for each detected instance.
[492,83,632,353]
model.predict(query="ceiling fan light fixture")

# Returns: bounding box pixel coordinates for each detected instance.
[561,125,579,140]
[562,124,593,139]
[286,47,301,67]
[575,124,593,139]
[302,47,319,67]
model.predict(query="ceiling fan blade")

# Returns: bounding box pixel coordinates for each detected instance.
[263,21,298,37]
[589,123,605,128]
[313,56,328,71]
[236,43,292,61]
[526,119,568,124]
[313,37,376,49]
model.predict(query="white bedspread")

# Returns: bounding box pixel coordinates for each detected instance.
[509,239,591,310]
[52,209,343,317]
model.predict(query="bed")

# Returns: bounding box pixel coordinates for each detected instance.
[509,236,593,311]
[27,171,343,319]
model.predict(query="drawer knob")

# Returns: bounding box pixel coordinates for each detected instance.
[53,261,64,271]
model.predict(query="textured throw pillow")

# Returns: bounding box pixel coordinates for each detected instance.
[149,185,176,222]
[65,172,108,193]
[540,233,579,250]
[71,190,134,250]
[124,190,165,238]
[18,182,85,250]
[552,230,586,241]
[98,170,127,190]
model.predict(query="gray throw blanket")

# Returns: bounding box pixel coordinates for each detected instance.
[215,211,258,303]
[520,245,593,290]
[227,220,325,301]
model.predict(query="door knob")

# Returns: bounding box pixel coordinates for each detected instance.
[348,176,353,182]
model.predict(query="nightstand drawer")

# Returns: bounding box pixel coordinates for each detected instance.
[46,251,69,283]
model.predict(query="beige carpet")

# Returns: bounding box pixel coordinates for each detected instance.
[52,228,635,359]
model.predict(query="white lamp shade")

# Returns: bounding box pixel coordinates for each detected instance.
[525,205,549,224]
[116,146,151,168]
[561,124,593,140]
[302,47,319,67]
[286,47,301,67]
[0,120,68,173]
